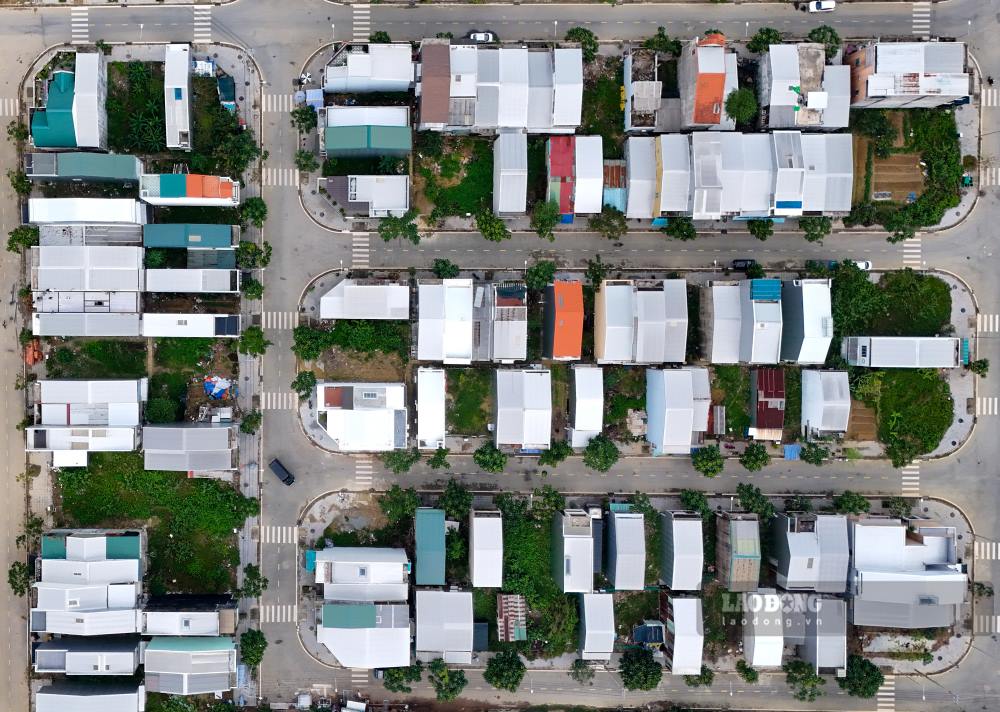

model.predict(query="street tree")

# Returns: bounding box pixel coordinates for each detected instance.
[784,494,813,512]
[369,31,392,43]
[239,629,268,667]
[745,262,765,279]
[239,410,262,435]
[241,277,265,300]
[238,326,271,356]
[381,447,421,475]
[8,169,31,197]
[643,27,682,56]
[539,440,572,468]
[739,442,771,472]
[680,489,712,518]
[747,219,773,241]
[378,208,421,244]
[692,445,724,478]
[619,648,662,691]
[969,358,990,377]
[439,479,473,520]
[293,149,319,173]
[883,496,913,519]
[432,258,460,278]
[531,200,561,242]
[383,662,423,693]
[683,665,714,687]
[736,659,759,684]
[725,88,759,124]
[379,484,420,525]
[565,27,599,63]
[800,442,830,466]
[476,208,511,242]
[583,434,620,472]
[484,649,526,692]
[737,482,776,521]
[290,105,318,132]
[569,658,595,685]
[799,215,832,243]
[7,225,38,254]
[428,447,451,470]
[290,370,318,399]
[241,197,269,228]
[832,490,870,515]
[839,655,884,698]
[473,443,507,473]
[747,27,782,54]
[7,561,29,597]
[428,658,467,701]
[525,260,557,290]
[6,120,28,143]
[237,564,269,598]
[808,24,841,59]
[585,255,610,289]
[783,660,826,701]
[588,205,628,241]
[663,216,697,241]
[291,326,335,361]
[235,240,272,268]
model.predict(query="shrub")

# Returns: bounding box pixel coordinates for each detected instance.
[240,410,262,434]
[969,358,989,377]
[428,658,467,701]
[237,563,269,598]
[239,629,268,667]
[737,482,775,521]
[7,561,30,597]
[739,442,771,472]
[146,398,178,424]
[476,208,511,242]
[235,241,272,269]
[783,659,825,701]
[736,659,759,684]
[569,658,595,685]
[620,648,662,691]
[381,447,421,475]
[692,445,724,478]
[680,489,712,518]
[525,260,557,290]
[6,120,28,143]
[565,27,599,63]
[290,105,318,132]
[839,655,884,697]
[432,258,460,278]
[583,434,620,472]
[483,649,526,692]
[383,662,423,693]
[473,443,507,473]
[428,447,451,470]
[369,31,392,44]
[8,169,31,197]
[684,665,714,687]
[378,208,420,244]
[800,442,830,466]
[643,27,682,56]
[588,205,628,241]
[531,200,560,242]
[724,88,759,125]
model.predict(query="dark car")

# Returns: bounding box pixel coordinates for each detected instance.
[731,259,757,271]
[268,458,295,486]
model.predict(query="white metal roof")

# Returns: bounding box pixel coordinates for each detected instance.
[626,137,656,219]
[318,382,407,452]
[29,199,145,225]
[743,591,785,667]
[350,175,410,217]
[855,336,960,368]
[667,597,704,674]
[418,279,474,363]
[320,280,410,320]
[788,279,833,364]
[710,283,741,364]
[33,246,142,292]
[597,282,635,363]
[314,547,409,602]
[143,611,221,636]
[553,48,583,127]
[687,367,711,433]
[691,133,723,220]
[801,134,853,213]
[493,131,528,214]
[558,510,594,593]
[635,280,688,363]
[317,603,411,669]
[73,53,104,149]
[325,105,409,127]
[495,369,552,449]
[416,367,446,450]
[608,512,645,590]
[142,424,235,471]
[470,511,503,588]
[663,515,704,591]
[720,133,774,216]
[324,44,415,92]
[164,44,191,149]
[574,135,604,214]
[527,51,554,131]
[39,379,145,428]
[416,590,474,663]
[570,365,603,447]
[36,682,144,712]
[33,311,141,337]
[658,134,691,214]
[821,65,851,128]
[580,593,615,659]
[646,369,694,455]
[144,269,237,293]
[801,370,850,434]
[140,313,238,338]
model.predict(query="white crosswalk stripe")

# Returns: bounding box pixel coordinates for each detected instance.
[0,98,18,117]
[983,166,1000,187]
[262,167,300,187]
[70,8,89,45]
[352,232,370,268]
[261,525,297,545]
[353,4,372,42]
[355,454,374,487]
[977,313,1000,333]
[977,397,999,416]
[261,391,298,411]
[262,311,300,330]
[975,614,1000,634]
[350,668,370,687]
[975,540,1000,560]
[911,2,931,39]
[877,675,896,711]
[260,604,297,624]
[983,88,1000,108]
[193,6,212,43]
[901,237,922,267]
[901,464,920,495]
[262,93,296,114]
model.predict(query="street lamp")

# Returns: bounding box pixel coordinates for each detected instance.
[745,21,749,38]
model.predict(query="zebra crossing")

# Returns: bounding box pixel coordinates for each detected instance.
[982,88,1000,108]
[0,98,18,118]
[262,93,295,114]
[193,6,212,44]
[261,525,297,545]
[977,313,1000,333]
[348,668,370,688]
[876,675,895,711]
[262,311,300,330]
[355,455,374,488]
[977,396,999,416]
[911,2,931,40]
[260,603,297,624]
[262,167,300,187]
[261,391,298,411]
[352,4,371,42]
[352,232,370,268]
[901,464,920,496]
[982,166,1000,187]
[70,8,89,45]
[901,237,922,268]
[974,614,1000,634]
[974,540,1000,560]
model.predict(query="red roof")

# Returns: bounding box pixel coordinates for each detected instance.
[753,368,785,430]
[559,181,574,215]
[603,160,626,189]
[551,281,584,359]
[548,136,575,178]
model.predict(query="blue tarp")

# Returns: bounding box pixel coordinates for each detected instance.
[305,549,316,573]
[784,444,802,460]
[750,279,782,301]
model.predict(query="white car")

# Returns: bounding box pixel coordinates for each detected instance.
[853,260,873,271]
[467,31,497,43]
[808,0,837,11]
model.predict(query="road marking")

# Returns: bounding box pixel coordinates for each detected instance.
[261,391,298,411]
[975,540,1000,560]
[193,6,212,43]
[352,232,370,268]
[983,166,1000,186]
[901,237,922,267]
[975,614,1000,634]
[983,88,1000,108]
[262,310,300,330]
[901,464,920,495]
[262,167,300,187]
[978,313,1000,333]
[263,93,295,113]
[260,603,297,623]
[350,668,370,687]
[262,525,297,544]
[355,454,374,487]
[911,2,931,40]
[0,97,17,117]
[70,8,89,45]
[877,674,895,711]
[353,4,372,42]
[977,397,999,416]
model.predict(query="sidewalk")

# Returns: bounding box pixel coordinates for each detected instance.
[927,270,976,458]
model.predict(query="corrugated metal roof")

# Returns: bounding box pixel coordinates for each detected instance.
[31,72,77,148]
[415,508,446,585]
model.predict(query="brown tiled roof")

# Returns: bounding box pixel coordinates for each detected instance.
[420,43,451,125]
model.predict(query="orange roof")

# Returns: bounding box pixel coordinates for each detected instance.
[552,281,584,359]
[693,73,726,125]
[698,33,726,47]
[185,174,233,199]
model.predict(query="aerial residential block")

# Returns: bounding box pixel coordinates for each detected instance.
[317,603,411,669]
[645,368,710,455]
[324,105,411,157]
[662,595,704,674]
[847,42,970,109]
[780,279,834,365]
[595,279,688,364]
[494,369,552,451]
[144,636,237,695]
[312,547,410,602]
[324,43,415,93]
[347,174,410,217]
[543,280,584,361]
[748,367,785,442]
[470,510,503,588]
[140,313,241,338]
[164,44,192,150]
[579,593,615,661]
[142,223,238,249]
[33,636,141,676]
[759,43,850,129]
[319,279,409,320]
[415,590,474,664]
[770,512,849,593]
[494,130,528,215]
[743,589,785,668]
[679,33,737,130]
[30,52,107,149]
[417,279,474,363]
[843,336,962,368]
[139,174,240,206]
[35,681,145,712]
[315,382,408,452]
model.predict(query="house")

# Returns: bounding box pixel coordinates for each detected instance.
[801,370,851,438]
[324,106,411,157]
[708,282,741,363]
[781,279,833,364]
[140,313,241,338]
[317,603,411,669]
[658,134,692,214]
[568,365,603,448]
[624,47,681,133]
[625,137,656,218]
[26,152,141,182]
[33,636,140,675]
[690,132,724,219]
[606,511,646,590]
[141,604,236,637]
[476,281,528,362]
[719,133,774,217]
[144,636,236,695]
[29,198,147,224]
[415,508,446,586]
[164,44,192,150]
[748,368,785,441]
[142,223,238,249]
[595,279,688,364]
[849,517,967,628]
[315,382,407,452]
[142,424,236,472]
[415,590,474,663]
[771,131,806,217]
[346,175,411,218]
[416,367,446,450]
[324,43,415,93]
[497,594,528,642]
[743,589,785,668]
[31,245,143,294]
[800,134,854,214]
[843,336,961,368]
[603,158,627,213]
[313,547,410,601]
[547,135,576,217]
[679,34,737,130]
[645,368,710,455]
[417,279,474,363]
[26,378,147,467]
[595,281,635,362]
[39,223,143,247]
[31,52,107,149]
[799,597,847,673]
[579,593,615,661]
[495,369,552,451]
[139,174,240,206]
[659,511,704,591]
[770,513,849,593]
[740,279,783,364]
[716,512,761,592]
[542,280,584,360]
[494,131,528,215]
[416,40,451,130]
[31,530,143,636]
[847,42,970,109]
[35,681,145,712]
[662,595,704,674]
[553,509,594,593]
[33,313,143,338]
[470,510,503,588]
[758,44,850,129]
[575,136,604,214]
[319,279,409,320]
[144,268,239,294]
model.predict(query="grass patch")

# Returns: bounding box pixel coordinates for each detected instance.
[46,340,147,379]
[874,270,952,337]
[417,137,494,220]
[614,590,658,637]
[604,366,645,438]
[876,369,953,466]
[712,365,750,438]
[56,452,258,594]
[783,367,801,443]
[582,57,625,159]
[148,371,190,423]
[106,61,166,154]
[473,587,500,650]
[447,369,492,435]
[527,136,548,205]
[154,337,214,371]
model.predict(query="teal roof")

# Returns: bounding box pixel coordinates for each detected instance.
[325,125,369,152]
[159,173,188,198]
[57,152,140,181]
[323,603,377,629]
[31,72,77,148]
[41,535,66,560]
[369,125,412,152]
[146,636,235,652]
[415,508,445,586]
[750,279,782,302]
[143,224,234,248]
[324,125,412,154]
[105,533,141,560]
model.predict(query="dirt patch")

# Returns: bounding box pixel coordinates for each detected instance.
[888,111,907,148]
[846,400,878,441]
[182,341,240,420]
[872,152,925,203]
[852,134,871,205]
[317,348,408,383]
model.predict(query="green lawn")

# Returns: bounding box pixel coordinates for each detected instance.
[712,365,750,437]
[783,367,802,443]
[875,270,952,337]
[877,369,953,466]
[581,57,625,159]
[447,369,492,435]
[154,337,214,371]
[419,138,494,219]
[45,340,147,379]
[148,372,191,423]
[614,590,658,637]
[604,366,645,434]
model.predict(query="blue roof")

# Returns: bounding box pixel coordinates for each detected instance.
[750,279,782,302]
[415,508,445,585]
[143,223,234,248]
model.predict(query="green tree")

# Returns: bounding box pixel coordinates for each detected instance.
[381,447,421,475]
[883,496,913,519]
[629,492,656,518]
[619,648,662,691]
[969,358,990,377]
[585,255,610,289]
[832,490,870,515]
[745,262,765,279]
[6,120,28,143]
[432,258,460,279]
[146,399,177,423]
[692,445,724,478]
[15,515,44,551]
[241,277,265,300]
[235,241,272,269]
[8,169,31,197]
[747,219,773,241]
[379,484,420,525]
[293,149,319,173]
[588,205,628,241]
[680,489,712,518]
[569,658,595,685]
[144,248,167,268]
[378,208,421,244]
[736,659,759,684]
[290,370,318,399]
[428,658,467,701]
[476,208,511,242]
[565,27,599,63]
[739,442,771,472]
[808,24,841,59]
[531,200,561,242]
[784,494,813,512]
[240,410,262,435]
[783,659,826,701]
[383,662,423,693]
[237,564,269,598]
[583,434,620,472]
[240,629,268,667]
[724,88,759,124]
[684,665,714,687]
[663,216,697,241]
[7,561,30,597]
[531,484,566,520]
[241,197,269,228]
[428,447,451,470]
[238,326,271,356]
[737,482,776,521]
[369,31,392,44]
[747,27,783,54]
[7,225,38,254]
[643,27,682,56]
[538,440,572,468]
[473,443,507,473]
[291,326,336,361]
[525,260,557,290]
[446,528,466,561]
[839,655,884,698]
[799,215,832,243]
[290,105,318,132]
[484,649,526,692]
[800,442,830,466]
[439,479,473,520]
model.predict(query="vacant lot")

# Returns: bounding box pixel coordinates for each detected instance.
[414,136,493,221]
[46,340,147,379]
[872,153,925,203]
[582,56,625,159]
[604,366,645,439]
[447,369,492,435]
[877,369,953,465]
[712,365,750,438]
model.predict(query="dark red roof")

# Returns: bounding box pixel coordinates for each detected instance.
[548,136,574,178]
[603,160,626,189]
[754,368,785,430]
[559,181,574,215]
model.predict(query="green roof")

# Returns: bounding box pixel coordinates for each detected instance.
[323,603,377,629]
[159,173,188,198]
[146,636,235,652]
[57,152,140,181]
[369,125,412,152]
[325,125,369,151]
[41,535,66,560]
[415,508,445,586]
[105,533,141,560]
[31,72,77,148]
[324,125,412,155]
[143,223,234,248]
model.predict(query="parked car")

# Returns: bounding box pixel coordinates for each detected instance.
[268,458,295,486]
[732,258,758,271]
[466,30,498,43]
[808,0,836,12]
[853,260,873,270]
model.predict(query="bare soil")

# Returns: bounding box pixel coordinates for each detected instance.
[182,340,240,420]
[316,348,408,383]
[846,400,879,441]
[873,152,925,202]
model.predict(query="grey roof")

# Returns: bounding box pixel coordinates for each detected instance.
[922,42,966,73]
[658,134,691,213]
[801,134,853,213]
[493,131,528,214]
[415,590,474,664]
[142,424,235,471]
[820,66,851,129]
[606,512,646,590]
[636,280,688,363]
[801,598,847,671]
[34,636,140,675]
[35,681,143,712]
[851,599,958,629]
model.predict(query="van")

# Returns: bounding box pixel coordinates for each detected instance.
[268,458,295,486]
[808,0,836,12]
